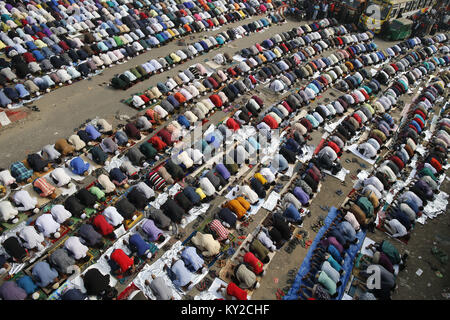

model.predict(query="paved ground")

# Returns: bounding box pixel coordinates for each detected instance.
[0,16,448,300]
[0,15,296,168]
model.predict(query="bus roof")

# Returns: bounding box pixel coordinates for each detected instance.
[387,0,416,4]
[370,0,413,4]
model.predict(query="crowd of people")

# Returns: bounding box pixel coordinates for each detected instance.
[411,6,450,37]
[291,73,448,300]
[0,0,279,108]
[0,0,448,302]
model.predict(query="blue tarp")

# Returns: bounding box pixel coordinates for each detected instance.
[284,206,366,300]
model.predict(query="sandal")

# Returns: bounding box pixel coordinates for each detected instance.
[208,269,218,278]
[305,240,312,248]
[175,233,184,240]
[288,241,296,250]
[276,288,285,297]
[287,269,297,278]
[299,238,306,248]
[276,291,283,300]
[285,245,294,254]
[196,279,208,291]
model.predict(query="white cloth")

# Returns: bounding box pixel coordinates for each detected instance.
[260,167,276,183]
[35,214,60,237]
[0,201,19,222]
[50,168,72,187]
[12,190,38,211]
[98,174,116,193]
[385,219,408,238]
[177,151,194,169]
[191,232,220,257]
[199,177,216,196]
[19,226,44,249]
[186,148,203,165]
[363,176,384,192]
[103,206,124,227]
[50,204,72,224]
[0,170,15,186]
[64,236,88,259]
[238,185,259,204]
[68,134,86,151]
[257,231,276,251]
[42,144,61,160]
[97,119,112,132]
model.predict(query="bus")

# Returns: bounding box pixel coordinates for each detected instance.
[359,0,437,33]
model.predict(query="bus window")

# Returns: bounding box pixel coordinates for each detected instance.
[405,1,413,12]
[391,8,398,18]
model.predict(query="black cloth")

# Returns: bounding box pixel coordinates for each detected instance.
[293,131,305,145]
[64,195,85,217]
[90,146,108,165]
[75,188,98,207]
[272,214,291,240]
[125,123,141,140]
[215,171,228,187]
[83,268,110,296]
[126,148,146,166]
[115,198,136,220]
[27,153,48,172]
[126,188,148,210]
[174,192,194,212]
[3,237,27,261]
[161,199,184,223]
[0,254,7,266]
[147,207,171,229]
[250,177,266,198]
[165,159,184,180]
[279,146,296,164]
[269,227,283,247]
[77,130,92,144]
[218,207,237,228]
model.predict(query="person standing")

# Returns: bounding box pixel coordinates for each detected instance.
[312,1,321,20]
[306,1,313,19]
[321,1,329,19]
[329,1,335,18]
